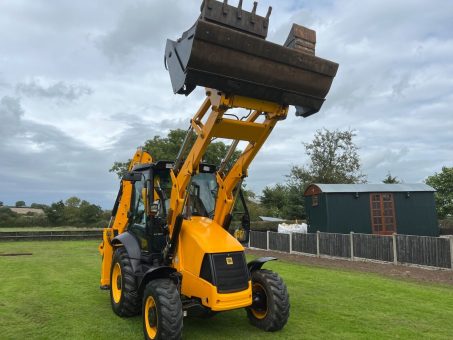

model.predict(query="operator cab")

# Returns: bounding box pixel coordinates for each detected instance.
[128,161,173,257]
[125,161,218,260]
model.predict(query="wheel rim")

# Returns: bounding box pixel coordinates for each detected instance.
[145,296,158,339]
[251,282,268,320]
[112,263,122,304]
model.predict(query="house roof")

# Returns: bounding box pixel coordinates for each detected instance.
[304,183,435,196]
[9,207,45,215]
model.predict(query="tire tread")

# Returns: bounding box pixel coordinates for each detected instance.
[143,279,183,340]
[110,247,140,316]
[246,269,290,331]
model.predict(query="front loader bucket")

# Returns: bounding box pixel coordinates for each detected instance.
[165,0,338,116]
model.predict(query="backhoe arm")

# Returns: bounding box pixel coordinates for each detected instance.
[99,148,152,287]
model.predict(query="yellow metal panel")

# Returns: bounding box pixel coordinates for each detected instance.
[176,216,251,311]
[220,93,286,113]
[183,217,243,251]
[181,270,252,311]
[128,148,152,171]
[211,119,266,141]
[99,228,113,286]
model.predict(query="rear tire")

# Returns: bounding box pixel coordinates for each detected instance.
[110,247,140,316]
[246,269,290,331]
[143,279,183,340]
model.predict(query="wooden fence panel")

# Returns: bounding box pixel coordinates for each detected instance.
[319,232,350,258]
[250,231,267,249]
[269,232,290,252]
[397,235,451,268]
[292,233,317,254]
[353,233,393,262]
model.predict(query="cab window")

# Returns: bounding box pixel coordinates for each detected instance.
[187,172,218,218]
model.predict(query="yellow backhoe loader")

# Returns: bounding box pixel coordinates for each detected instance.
[98,1,338,339]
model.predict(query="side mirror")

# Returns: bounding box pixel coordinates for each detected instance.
[122,171,142,182]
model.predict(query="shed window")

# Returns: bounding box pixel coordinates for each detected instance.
[370,193,396,235]
[312,195,319,207]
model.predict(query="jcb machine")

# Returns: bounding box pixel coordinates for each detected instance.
[99,1,338,339]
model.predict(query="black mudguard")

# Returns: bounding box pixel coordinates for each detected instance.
[111,232,142,274]
[247,257,277,273]
[138,266,178,294]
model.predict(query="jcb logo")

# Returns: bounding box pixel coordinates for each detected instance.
[226,257,233,265]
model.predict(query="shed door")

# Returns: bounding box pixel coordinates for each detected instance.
[370,193,396,235]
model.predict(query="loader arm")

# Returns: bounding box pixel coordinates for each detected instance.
[167,90,288,239]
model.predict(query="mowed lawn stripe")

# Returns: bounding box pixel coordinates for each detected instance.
[0,240,452,339]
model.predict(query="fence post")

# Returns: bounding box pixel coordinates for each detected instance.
[316,231,320,257]
[267,230,270,251]
[248,231,251,248]
[392,233,398,265]
[289,232,293,254]
[450,236,453,270]
[350,231,354,261]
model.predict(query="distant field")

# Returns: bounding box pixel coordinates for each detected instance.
[0,226,101,232]
[1,240,453,339]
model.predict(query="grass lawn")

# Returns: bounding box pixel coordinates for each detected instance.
[1,240,453,339]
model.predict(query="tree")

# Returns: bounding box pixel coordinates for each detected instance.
[257,129,365,220]
[426,167,453,219]
[260,180,306,220]
[45,201,66,225]
[64,197,82,225]
[65,196,81,208]
[30,203,48,209]
[382,172,400,184]
[283,177,306,220]
[261,184,289,218]
[110,129,241,178]
[291,129,366,185]
[0,201,3,207]
[243,198,266,222]
[15,201,26,207]
[78,200,103,224]
[0,207,18,227]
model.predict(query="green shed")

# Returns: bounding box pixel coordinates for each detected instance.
[304,183,438,236]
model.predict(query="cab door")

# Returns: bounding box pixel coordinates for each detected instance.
[128,171,149,250]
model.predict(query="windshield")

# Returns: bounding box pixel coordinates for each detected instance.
[153,169,172,216]
[188,172,218,218]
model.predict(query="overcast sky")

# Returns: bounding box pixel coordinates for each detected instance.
[1,0,452,208]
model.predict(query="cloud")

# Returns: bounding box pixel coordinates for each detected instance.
[0,95,116,205]
[16,79,92,101]
[0,96,25,137]
[0,75,9,89]
[97,0,198,61]
[0,0,452,208]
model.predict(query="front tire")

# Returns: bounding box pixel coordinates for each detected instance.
[246,269,290,331]
[110,247,140,316]
[143,279,183,340]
